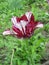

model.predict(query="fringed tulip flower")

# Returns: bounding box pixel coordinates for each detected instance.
[3,12,43,38]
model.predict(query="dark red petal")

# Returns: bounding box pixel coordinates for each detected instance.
[25,21,35,37]
[16,17,21,22]
[12,26,23,38]
[20,15,28,21]
[30,14,34,21]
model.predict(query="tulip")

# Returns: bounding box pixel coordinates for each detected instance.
[3,12,43,38]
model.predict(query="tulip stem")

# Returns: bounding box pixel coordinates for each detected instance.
[10,49,14,65]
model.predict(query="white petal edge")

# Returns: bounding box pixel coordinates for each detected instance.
[25,12,32,21]
[3,30,17,35]
[20,20,28,33]
[3,30,11,35]
[36,24,43,28]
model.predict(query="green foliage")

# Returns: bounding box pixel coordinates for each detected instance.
[31,0,49,22]
[7,0,26,10]
[0,32,46,65]
[0,0,49,65]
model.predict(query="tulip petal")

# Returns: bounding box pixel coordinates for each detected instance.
[36,22,43,28]
[12,26,23,38]
[25,21,35,37]
[20,20,28,33]
[25,12,32,21]
[3,30,11,35]
[11,16,22,32]
[20,14,28,21]
[30,14,34,21]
